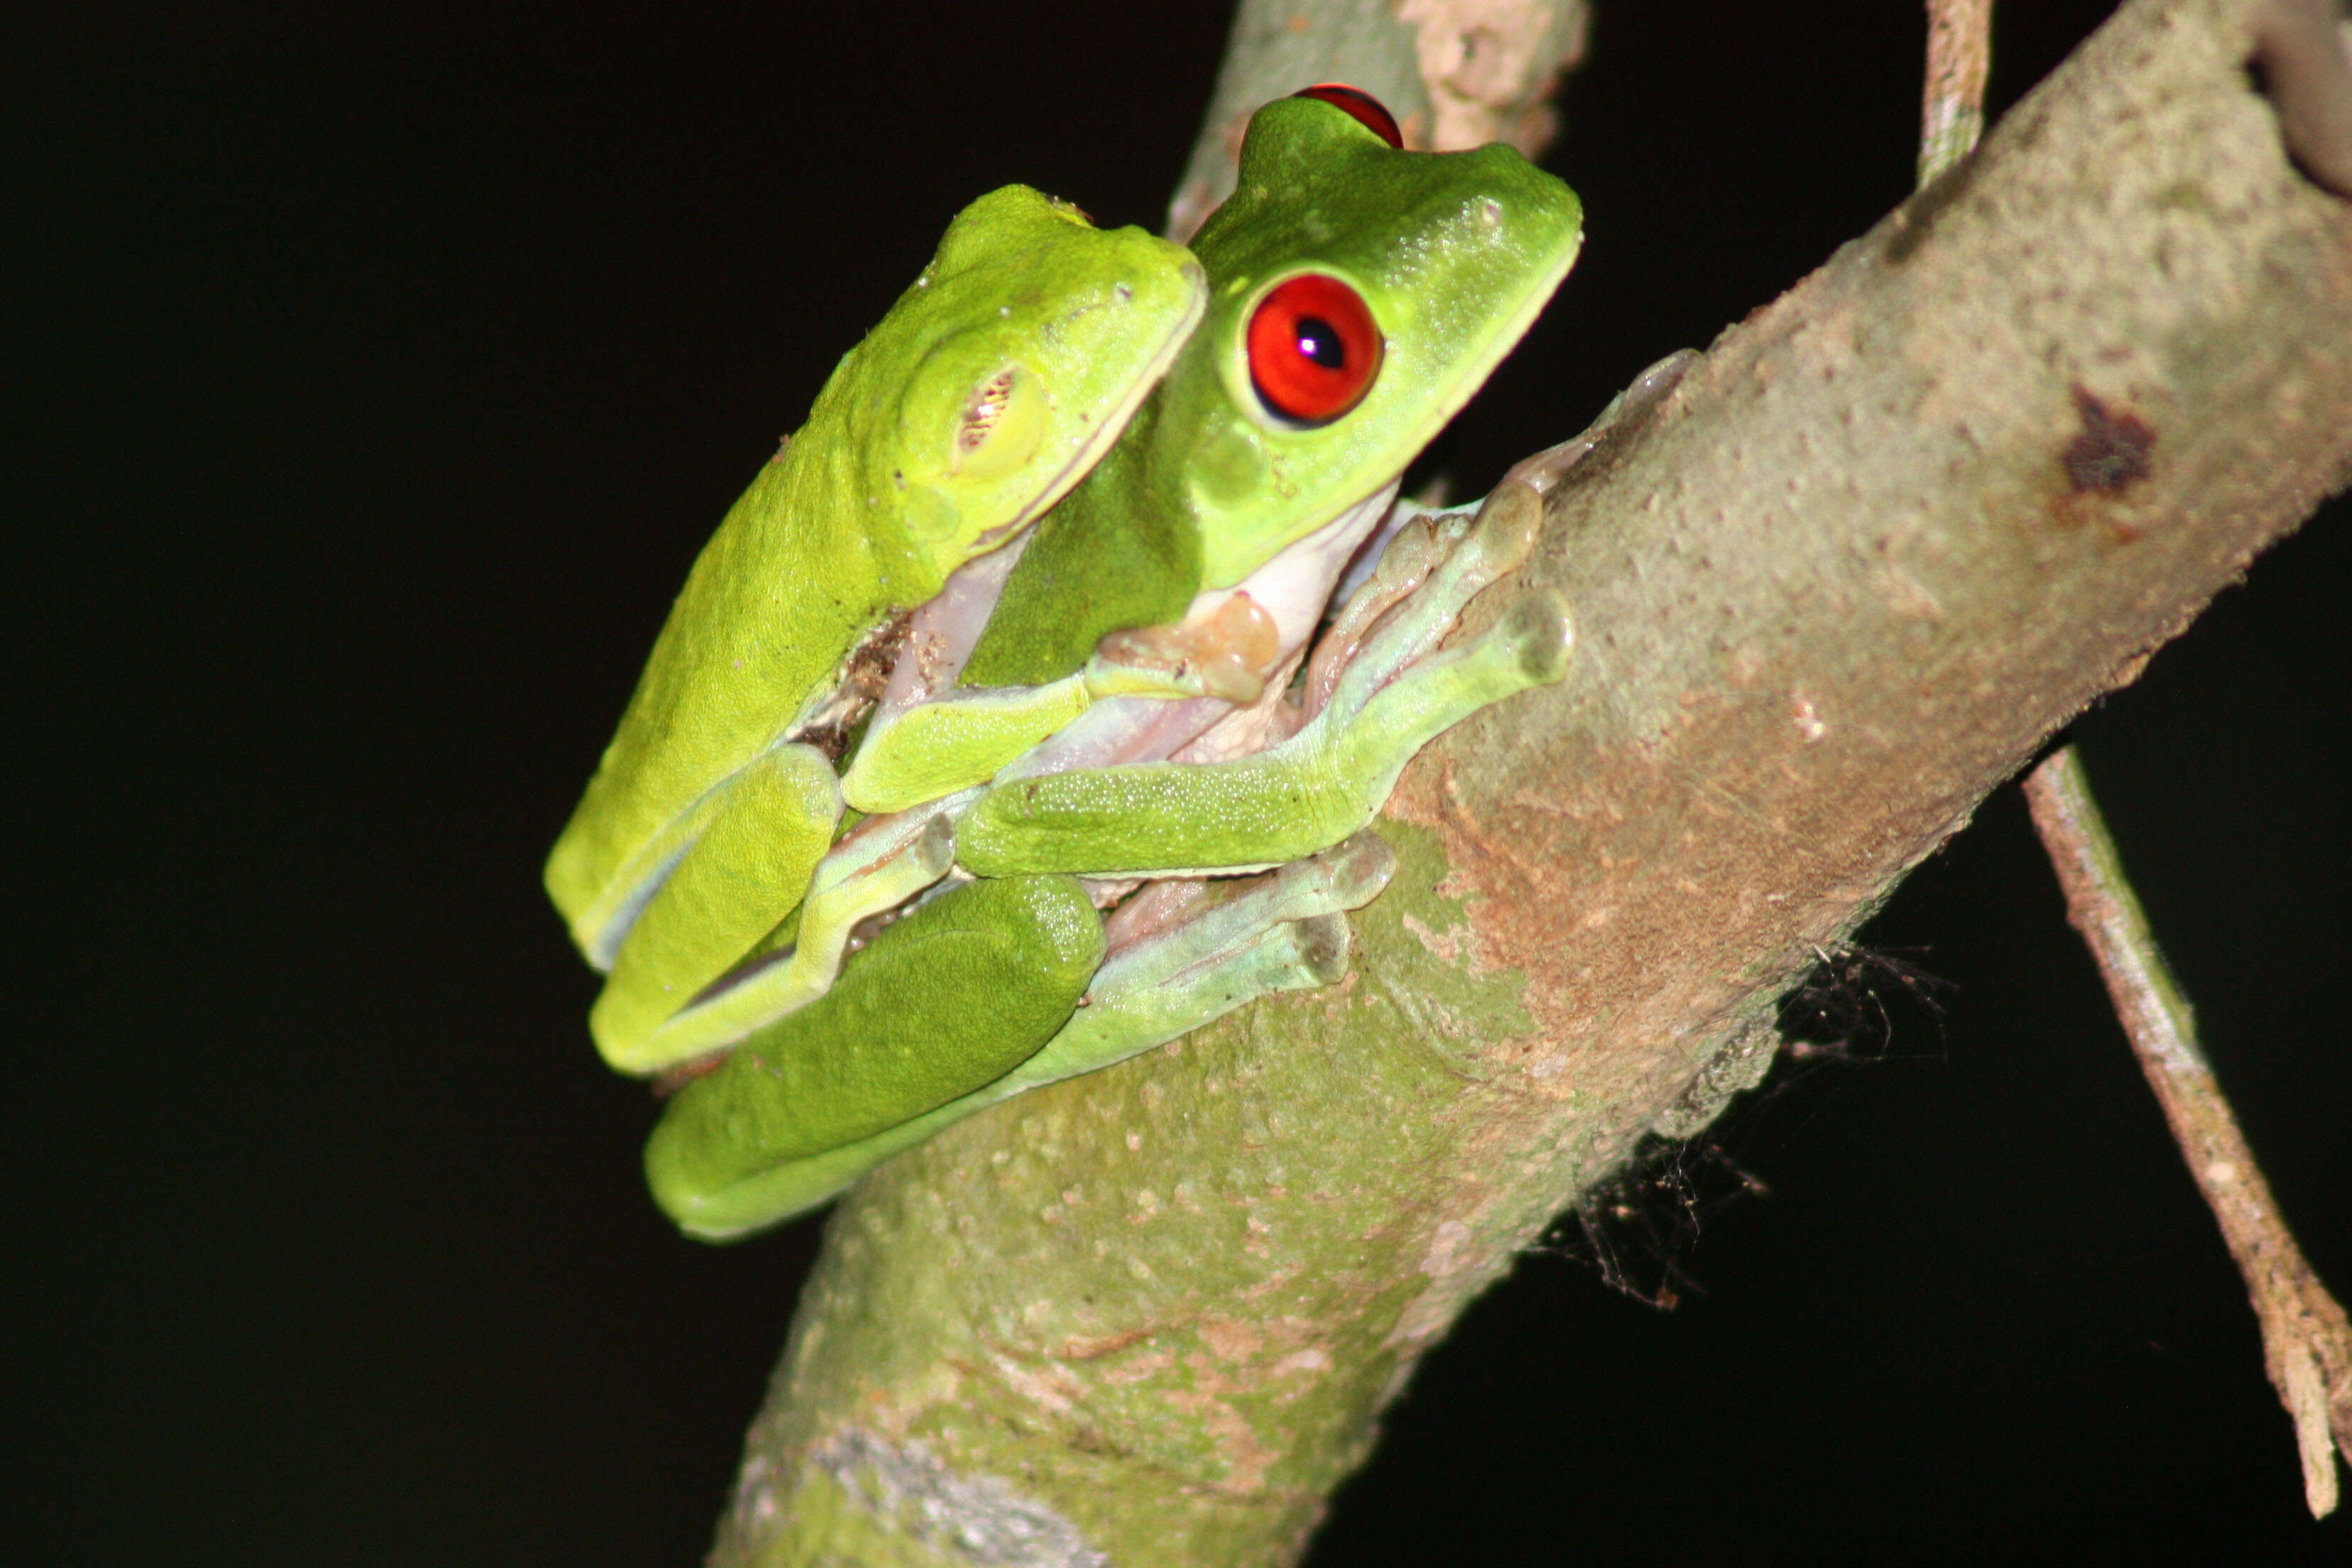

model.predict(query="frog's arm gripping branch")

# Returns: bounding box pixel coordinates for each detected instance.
[956,482,1569,878]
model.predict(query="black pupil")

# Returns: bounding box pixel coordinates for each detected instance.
[1294,317,1345,370]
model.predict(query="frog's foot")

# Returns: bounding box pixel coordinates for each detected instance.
[1310,472,1552,730]
[627,806,959,1072]
[1292,510,1465,726]
[1040,830,1395,1075]
[646,836,1393,1239]
[644,872,1105,1239]
[955,484,1571,879]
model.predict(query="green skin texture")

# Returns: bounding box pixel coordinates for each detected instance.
[562,99,1584,1237]
[543,187,1206,1071]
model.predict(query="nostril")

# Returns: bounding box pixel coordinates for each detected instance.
[2248,0,2352,198]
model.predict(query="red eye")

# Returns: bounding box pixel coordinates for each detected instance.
[1246,273,1383,425]
[1290,83,1403,149]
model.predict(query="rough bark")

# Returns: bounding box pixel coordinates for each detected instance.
[712,0,2352,1561]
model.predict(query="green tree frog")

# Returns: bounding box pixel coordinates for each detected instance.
[543,187,1206,1076]
[629,88,1589,1237]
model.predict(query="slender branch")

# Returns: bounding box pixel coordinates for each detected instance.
[2023,750,2352,1518]
[1920,0,1993,184]
[713,1,2352,1559]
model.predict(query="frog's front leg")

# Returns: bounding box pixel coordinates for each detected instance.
[839,589,1285,815]
[956,479,1572,879]
[644,834,1395,1238]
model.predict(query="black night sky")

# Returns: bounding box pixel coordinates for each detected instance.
[13,2,2349,1562]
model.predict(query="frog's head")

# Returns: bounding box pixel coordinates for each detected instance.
[872,186,1207,589]
[1169,90,1584,589]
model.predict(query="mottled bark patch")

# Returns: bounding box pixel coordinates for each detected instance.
[2063,386,2158,494]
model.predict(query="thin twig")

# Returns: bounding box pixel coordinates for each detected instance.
[2023,748,2352,1518]
[1920,0,1994,183]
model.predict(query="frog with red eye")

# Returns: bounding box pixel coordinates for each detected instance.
[843,82,1585,814]
[644,86,1586,1236]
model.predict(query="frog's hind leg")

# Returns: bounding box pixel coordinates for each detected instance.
[589,742,841,1074]
[645,871,1105,1239]
[648,834,1395,1239]
[624,803,963,1072]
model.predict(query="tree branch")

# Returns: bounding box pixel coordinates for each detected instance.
[2025,746,2352,1517]
[713,0,2352,1559]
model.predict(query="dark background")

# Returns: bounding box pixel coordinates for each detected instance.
[13,1,2347,1562]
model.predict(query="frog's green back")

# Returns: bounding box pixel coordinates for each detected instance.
[547,188,1204,957]
[963,95,1583,687]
